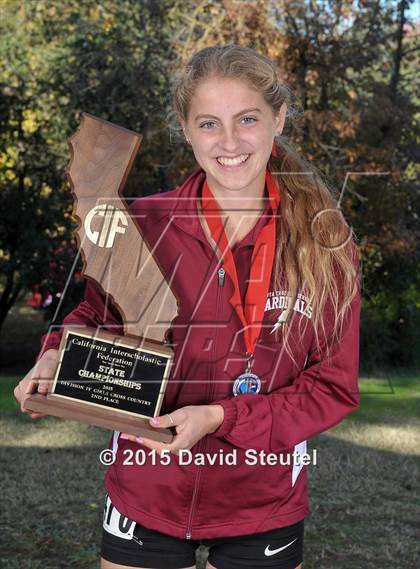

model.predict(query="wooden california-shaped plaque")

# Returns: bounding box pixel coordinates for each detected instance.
[26,114,178,443]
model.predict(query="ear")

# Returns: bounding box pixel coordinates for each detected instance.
[275,102,287,136]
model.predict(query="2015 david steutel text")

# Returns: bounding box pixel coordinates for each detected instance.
[119,448,318,467]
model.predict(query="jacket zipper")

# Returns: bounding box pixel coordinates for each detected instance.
[185,436,206,539]
[218,266,225,287]
[209,265,225,404]
[185,264,225,539]
[210,266,225,404]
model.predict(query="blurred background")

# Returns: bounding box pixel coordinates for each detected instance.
[0,1,419,568]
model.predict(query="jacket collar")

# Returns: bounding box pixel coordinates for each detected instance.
[168,167,272,249]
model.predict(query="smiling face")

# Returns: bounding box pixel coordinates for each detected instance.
[182,76,286,200]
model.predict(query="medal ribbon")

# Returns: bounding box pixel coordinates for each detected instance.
[201,169,281,358]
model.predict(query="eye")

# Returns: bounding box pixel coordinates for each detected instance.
[199,121,217,129]
[241,116,257,124]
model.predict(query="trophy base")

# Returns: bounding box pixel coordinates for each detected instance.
[25,393,174,443]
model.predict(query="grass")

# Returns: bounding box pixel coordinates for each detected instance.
[0,377,21,410]
[1,370,419,568]
[355,370,420,422]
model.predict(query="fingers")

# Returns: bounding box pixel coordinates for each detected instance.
[14,352,58,419]
[15,386,45,419]
[149,409,185,429]
[32,364,56,388]
[120,432,173,451]
[120,407,192,455]
[27,411,47,420]
[120,433,138,443]
[37,379,51,395]
[20,379,39,413]
[120,432,184,456]
[13,384,23,411]
[24,379,40,396]
[16,377,48,417]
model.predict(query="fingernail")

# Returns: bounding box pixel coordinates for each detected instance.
[136,437,144,444]
[150,418,159,425]
[120,434,130,440]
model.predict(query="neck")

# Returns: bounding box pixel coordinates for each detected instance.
[206,170,266,214]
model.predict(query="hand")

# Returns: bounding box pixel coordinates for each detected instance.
[13,349,59,419]
[120,404,224,456]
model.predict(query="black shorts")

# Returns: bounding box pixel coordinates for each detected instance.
[101,494,304,569]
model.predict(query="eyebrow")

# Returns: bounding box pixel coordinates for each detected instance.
[194,107,262,122]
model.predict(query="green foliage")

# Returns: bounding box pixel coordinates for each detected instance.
[0,0,178,331]
[0,3,75,328]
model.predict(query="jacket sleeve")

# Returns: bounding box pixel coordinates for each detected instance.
[36,280,123,361]
[209,282,362,453]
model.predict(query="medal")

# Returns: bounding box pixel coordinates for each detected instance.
[201,170,281,396]
[232,354,261,396]
[233,373,261,395]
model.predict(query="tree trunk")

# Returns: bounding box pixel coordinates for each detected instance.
[0,270,22,334]
[389,0,408,102]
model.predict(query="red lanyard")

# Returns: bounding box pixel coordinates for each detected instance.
[201,170,281,358]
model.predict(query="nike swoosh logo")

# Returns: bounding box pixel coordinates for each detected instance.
[264,538,297,556]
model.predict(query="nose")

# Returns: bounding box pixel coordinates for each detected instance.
[219,126,241,154]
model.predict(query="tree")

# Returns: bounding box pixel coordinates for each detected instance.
[0,0,176,332]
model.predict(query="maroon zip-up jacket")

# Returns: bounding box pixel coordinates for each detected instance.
[38,167,361,540]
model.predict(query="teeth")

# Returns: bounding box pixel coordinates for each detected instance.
[217,154,249,166]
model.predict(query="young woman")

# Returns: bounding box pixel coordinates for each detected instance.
[15,44,361,569]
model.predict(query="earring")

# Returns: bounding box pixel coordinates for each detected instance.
[186,138,191,145]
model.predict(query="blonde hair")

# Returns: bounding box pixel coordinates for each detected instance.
[170,43,361,367]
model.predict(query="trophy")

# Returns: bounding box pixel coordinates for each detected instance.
[25,114,178,443]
